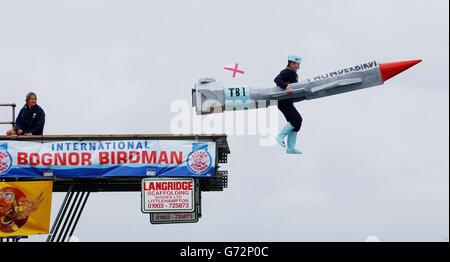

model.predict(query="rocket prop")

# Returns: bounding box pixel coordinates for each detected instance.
[192,60,422,115]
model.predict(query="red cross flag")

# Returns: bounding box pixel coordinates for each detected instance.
[224,63,245,78]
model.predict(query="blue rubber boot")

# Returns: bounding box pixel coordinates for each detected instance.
[286,131,303,154]
[276,123,295,148]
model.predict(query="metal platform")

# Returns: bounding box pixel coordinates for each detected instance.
[0,134,230,241]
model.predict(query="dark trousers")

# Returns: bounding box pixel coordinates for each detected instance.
[278,100,302,132]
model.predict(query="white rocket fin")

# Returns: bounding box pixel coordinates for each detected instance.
[310,78,362,93]
[267,87,308,99]
[268,78,362,100]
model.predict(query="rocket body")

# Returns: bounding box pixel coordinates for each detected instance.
[192,60,421,115]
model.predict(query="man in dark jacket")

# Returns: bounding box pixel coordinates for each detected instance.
[274,55,303,154]
[6,92,45,136]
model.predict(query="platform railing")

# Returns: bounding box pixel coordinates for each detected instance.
[0,103,16,129]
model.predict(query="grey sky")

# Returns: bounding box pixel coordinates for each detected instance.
[0,0,448,241]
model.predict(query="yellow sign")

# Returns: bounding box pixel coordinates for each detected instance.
[0,181,53,237]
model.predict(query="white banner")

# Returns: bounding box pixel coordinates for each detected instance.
[142,178,195,213]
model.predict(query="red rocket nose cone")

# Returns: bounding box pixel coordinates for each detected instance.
[379,59,422,82]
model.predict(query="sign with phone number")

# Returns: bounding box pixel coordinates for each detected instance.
[141,178,195,213]
[150,211,198,224]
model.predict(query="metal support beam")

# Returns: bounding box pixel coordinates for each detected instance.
[47,185,90,242]
[68,191,90,239]
[47,186,74,242]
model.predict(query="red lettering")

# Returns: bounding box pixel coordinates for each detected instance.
[17,152,28,165]
[99,152,109,165]
[147,181,193,191]
[81,153,92,165]
[158,152,168,165]
[41,153,52,166]
[142,151,157,164]
[170,152,183,164]
[55,153,67,165]
[117,151,127,164]
[68,152,79,165]
[129,151,140,164]
[29,153,40,166]
[15,150,185,169]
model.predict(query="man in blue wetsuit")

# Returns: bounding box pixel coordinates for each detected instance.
[274,55,303,154]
